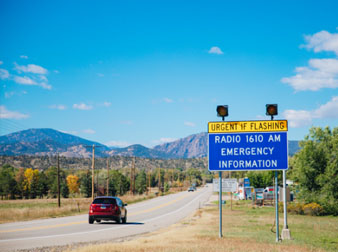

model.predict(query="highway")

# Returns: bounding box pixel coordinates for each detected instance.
[0,185,212,251]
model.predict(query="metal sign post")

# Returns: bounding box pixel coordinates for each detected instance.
[282,169,292,239]
[219,171,222,238]
[275,171,279,242]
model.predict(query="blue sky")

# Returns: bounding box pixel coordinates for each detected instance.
[1,0,338,147]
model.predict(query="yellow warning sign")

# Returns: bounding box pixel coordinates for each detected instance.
[208,120,288,133]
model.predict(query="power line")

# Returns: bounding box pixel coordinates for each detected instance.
[0,119,29,135]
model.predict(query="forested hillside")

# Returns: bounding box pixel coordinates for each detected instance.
[0,155,208,171]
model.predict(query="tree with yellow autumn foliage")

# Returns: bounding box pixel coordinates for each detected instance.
[23,168,40,198]
[66,174,80,195]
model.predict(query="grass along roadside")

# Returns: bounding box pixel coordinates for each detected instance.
[0,194,157,224]
[66,200,338,252]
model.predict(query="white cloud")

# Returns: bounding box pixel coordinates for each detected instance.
[160,137,177,143]
[105,140,130,148]
[12,62,52,89]
[163,97,174,103]
[20,55,28,59]
[39,82,52,90]
[282,30,338,91]
[283,110,313,128]
[281,58,338,91]
[83,129,96,134]
[73,103,93,110]
[283,96,338,127]
[208,46,224,55]
[14,76,37,85]
[54,70,59,74]
[151,137,178,146]
[184,121,196,127]
[0,106,29,119]
[0,61,3,65]
[40,75,48,81]
[302,30,338,55]
[14,63,48,74]
[103,101,111,107]
[50,104,67,110]
[0,69,9,79]
[97,73,104,77]
[5,91,27,98]
[313,96,338,119]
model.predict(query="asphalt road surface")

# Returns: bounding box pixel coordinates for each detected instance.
[0,185,212,251]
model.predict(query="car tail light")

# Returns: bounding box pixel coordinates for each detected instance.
[114,205,119,212]
[90,204,98,213]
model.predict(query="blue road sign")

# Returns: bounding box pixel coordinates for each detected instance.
[208,132,288,171]
[244,178,250,187]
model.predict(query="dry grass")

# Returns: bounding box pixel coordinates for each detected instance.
[0,193,156,224]
[0,198,91,223]
[65,202,337,252]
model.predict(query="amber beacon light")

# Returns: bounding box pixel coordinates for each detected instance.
[266,104,278,120]
[216,105,228,121]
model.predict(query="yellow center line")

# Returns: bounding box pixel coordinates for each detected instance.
[128,193,190,216]
[0,221,87,233]
[1,192,193,233]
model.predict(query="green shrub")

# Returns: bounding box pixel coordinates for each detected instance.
[287,202,325,216]
[164,183,170,193]
[303,202,324,216]
[287,202,304,215]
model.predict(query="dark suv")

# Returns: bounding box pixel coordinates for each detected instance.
[89,196,127,224]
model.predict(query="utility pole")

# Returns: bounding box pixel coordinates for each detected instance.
[57,153,61,207]
[130,157,136,195]
[92,145,95,201]
[106,158,109,196]
[148,169,151,194]
[133,157,136,194]
[146,169,148,195]
[84,145,103,201]
[130,162,133,194]
[158,168,161,193]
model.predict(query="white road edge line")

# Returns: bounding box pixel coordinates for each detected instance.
[0,189,211,243]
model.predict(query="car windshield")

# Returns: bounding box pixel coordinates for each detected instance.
[93,198,116,204]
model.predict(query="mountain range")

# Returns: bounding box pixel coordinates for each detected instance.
[0,128,301,159]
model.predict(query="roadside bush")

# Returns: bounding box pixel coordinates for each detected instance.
[164,183,170,193]
[303,202,324,216]
[287,202,324,216]
[320,199,338,216]
[287,202,304,215]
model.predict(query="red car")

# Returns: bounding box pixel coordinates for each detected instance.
[89,196,127,224]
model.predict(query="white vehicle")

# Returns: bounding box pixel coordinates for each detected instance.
[237,186,245,200]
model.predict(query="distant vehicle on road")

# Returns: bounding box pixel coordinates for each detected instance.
[188,187,195,192]
[89,196,127,224]
[263,186,275,200]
